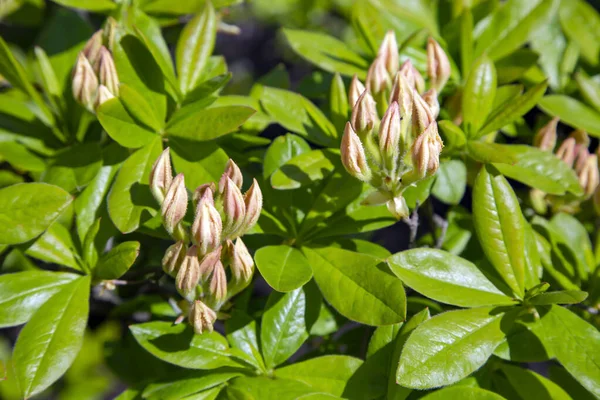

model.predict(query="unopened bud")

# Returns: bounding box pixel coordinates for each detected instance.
[534,117,559,151]
[218,159,243,193]
[162,241,186,276]
[378,31,399,76]
[162,173,188,236]
[176,246,201,296]
[427,38,451,92]
[422,89,439,119]
[555,138,577,167]
[575,147,590,174]
[199,246,222,281]
[242,179,262,233]
[379,102,401,172]
[578,154,599,198]
[366,57,391,95]
[72,53,98,112]
[222,177,246,238]
[98,47,119,96]
[191,191,222,255]
[209,260,227,301]
[569,129,590,147]
[230,238,254,282]
[411,122,443,179]
[387,195,409,220]
[341,122,372,182]
[399,60,425,93]
[82,30,104,69]
[150,148,173,204]
[349,75,366,108]
[413,91,436,135]
[389,72,414,117]
[193,183,216,206]
[189,300,216,334]
[94,84,115,109]
[350,90,378,134]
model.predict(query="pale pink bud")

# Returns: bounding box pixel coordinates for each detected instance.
[389,72,414,118]
[176,246,201,295]
[350,89,378,134]
[575,147,590,174]
[555,138,577,167]
[199,246,222,281]
[413,91,436,135]
[366,57,391,95]
[161,173,188,236]
[411,122,443,179]
[378,31,399,76]
[379,102,401,171]
[386,196,409,220]
[95,85,114,110]
[341,122,371,182]
[230,238,254,282]
[98,46,119,96]
[222,177,246,238]
[82,30,104,69]
[72,53,98,112]
[569,129,590,147]
[242,179,262,233]
[399,60,425,93]
[349,75,366,108]
[209,260,227,301]
[103,17,118,52]
[193,183,216,206]
[189,300,216,334]
[534,117,559,152]
[162,241,186,276]
[578,154,599,198]
[422,89,439,119]
[218,159,243,193]
[427,38,451,92]
[150,148,173,204]
[191,191,222,255]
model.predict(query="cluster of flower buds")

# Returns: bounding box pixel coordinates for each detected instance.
[341,31,448,219]
[531,118,600,214]
[150,150,262,334]
[72,21,119,112]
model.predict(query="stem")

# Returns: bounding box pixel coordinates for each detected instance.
[403,201,420,249]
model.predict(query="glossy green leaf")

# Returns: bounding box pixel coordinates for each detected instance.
[502,362,572,400]
[50,0,117,12]
[119,83,164,132]
[538,95,600,137]
[576,72,600,113]
[225,310,265,372]
[388,249,516,307]
[41,143,103,193]
[143,370,241,400]
[13,276,90,398]
[397,307,512,389]
[466,142,517,164]
[431,160,467,205]
[550,213,594,280]
[0,270,78,328]
[530,14,567,90]
[329,73,348,132]
[255,245,313,292]
[167,106,255,141]
[282,29,368,78]
[422,387,506,400]
[524,222,542,289]
[26,223,79,269]
[439,120,467,152]
[94,241,140,280]
[0,141,45,171]
[495,49,539,84]
[549,365,597,400]
[529,290,588,305]
[176,2,217,94]
[463,56,497,136]
[263,133,311,178]
[0,183,73,245]
[97,97,158,148]
[271,149,339,190]
[224,376,322,399]
[303,246,406,326]
[130,321,245,370]
[559,0,600,65]
[169,139,229,191]
[473,166,525,298]
[460,8,474,77]
[494,313,553,363]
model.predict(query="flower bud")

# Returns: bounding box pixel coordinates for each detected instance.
[199,246,222,282]
[242,179,262,233]
[349,75,366,108]
[98,46,119,96]
[399,60,425,93]
[341,122,372,182]
[555,138,577,167]
[533,117,559,152]
[176,246,201,296]
[193,183,216,206]
[72,53,98,112]
[95,85,115,109]
[569,129,590,147]
[387,195,409,220]
[189,300,216,334]
[575,147,590,175]
[218,159,243,194]
[162,241,186,276]
[422,89,439,119]
[82,30,104,69]
[379,102,401,172]
[389,72,414,117]
[191,191,222,255]
[427,38,451,92]
[230,238,254,282]
[103,17,118,52]
[413,91,436,135]
[378,31,399,76]
[411,122,443,179]
[350,90,378,134]
[222,177,246,238]
[162,173,188,236]
[578,154,599,198]
[150,148,173,204]
[366,57,391,96]
[209,260,227,301]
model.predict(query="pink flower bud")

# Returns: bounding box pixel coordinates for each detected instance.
[162,241,187,276]
[569,129,590,146]
[413,91,436,135]
[411,122,443,179]
[150,148,173,204]
[349,75,366,108]
[176,246,201,296]
[82,30,104,69]
[209,260,227,301]
[189,300,216,334]
[578,154,599,198]
[199,246,222,282]
[72,53,98,112]
[555,138,577,167]
[533,117,559,152]
[230,238,254,282]
[575,147,590,174]
[389,72,414,118]
[422,89,439,119]
[193,183,216,206]
[427,38,451,92]
[242,179,262,233]
[191,190,222,255]
[378,31,399,76]
[399,60,425,93]
[379,102,402,172]
[103,17,118,52]
[222,177,246,238]
[341,122,372,182]
[350,89,378,134]
[95,85,114,109]
[386,195,409,220]
[98,46,119,96]
[218,159,243,194]
[161,173,188,236]
[366,57,391,95]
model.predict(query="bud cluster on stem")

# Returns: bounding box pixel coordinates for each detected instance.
[149,150,263,333]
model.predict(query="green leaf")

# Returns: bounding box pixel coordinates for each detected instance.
[224,376,322,399]
[93,241,140,280]
[276,356,363,397]
[119,83,164,132]
[13,276,90,398]
[176,2,217,94]
[0,270,78,328]
[169,139,229,191]
[0,183,73,245]
[530,14,567,90]
[460,9,474,77]
[397,307,513,389]
[260,287,318,369]
[466,142,517,164]
[130,321,245,370]
[388,249,516,307]
[50,0,117,12]
[41,143,103,193]
[495,49,539,84]
[529,290,588,305]
[271,149,339,190]
[167,106,255,141]
[473,166,526,298]
[255,245,313,292]
[549,365,597,400]
[439,120,467,152]
[494,314,553,362]
[477,81,548,137]
[225,310,265,372]
[303,246,406,326]
[329,73,348,132]
[550,213,594,280]
[282,29,368,78]
[576,72,600,113]
[26,223,80,269]
[0,141,45,172]
[431,159,467,205]
[502,362,572,400]
[463,56,497,136]
[142,370,241,400]
[263,133,311,178]
[559,0,600,65]
[422,387,506,400]
[107,137,162,234]
[538,95,600,137]
[97,97,158,148]
[540,305,600,397]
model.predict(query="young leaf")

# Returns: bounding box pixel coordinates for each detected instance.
[529,290,588,305]
[263,134,311,178]
[431,159,467,205]
[142,370,241,400]
[473,166,526,298]
[388,249,516,307]
[170,140,229,191]
[576,72,600,113]
[225,310,265,372]
[13,276,90,398]
[93,241,140,280]
[550,213,594,280]
[271,149,339,190]
[26,223,80,270]
[538,95,600,137]
[254,245,313,292]
[167,106,255,141]
[466,142,517,165]
[119,83,164,132]
[462,55,497,136]
[502,362,573,400]
[0,183,73,245]
[97,98,158,148]
[329,73,348,132]
[0,141,45,172]
[559,0,600,65]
